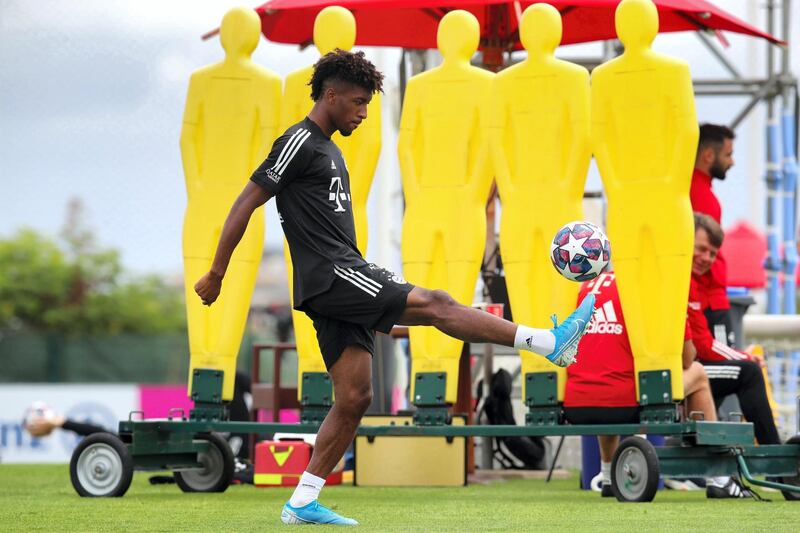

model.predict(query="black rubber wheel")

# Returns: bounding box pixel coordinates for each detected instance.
[174,433,234,493]
[611,436,660,502]
[70,432,133,497]
[781,435,800,501]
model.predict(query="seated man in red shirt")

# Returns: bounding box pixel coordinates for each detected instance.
[564,272,725,497]
[689,213,780,448]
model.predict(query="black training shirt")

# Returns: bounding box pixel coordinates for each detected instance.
[251,117,366,309]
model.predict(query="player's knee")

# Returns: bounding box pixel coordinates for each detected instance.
[700,371,710,389]
[694,362,710,386]
[339,384,373,416]
[353,386,373,415]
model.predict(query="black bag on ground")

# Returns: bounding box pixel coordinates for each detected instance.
[477,368,548,470]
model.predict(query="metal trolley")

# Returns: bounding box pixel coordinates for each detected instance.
[70,366,800,502]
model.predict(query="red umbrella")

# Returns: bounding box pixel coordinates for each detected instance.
[255,0,782,52]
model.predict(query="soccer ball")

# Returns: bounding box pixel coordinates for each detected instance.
[550,221,611,282]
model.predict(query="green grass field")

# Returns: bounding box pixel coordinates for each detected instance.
[1,465,797,532]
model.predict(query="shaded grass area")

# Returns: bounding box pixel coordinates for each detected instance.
[0,465,797,532]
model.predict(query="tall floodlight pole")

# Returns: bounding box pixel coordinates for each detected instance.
[765,0,783,314]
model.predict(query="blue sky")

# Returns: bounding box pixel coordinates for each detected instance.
[1,0,797,275]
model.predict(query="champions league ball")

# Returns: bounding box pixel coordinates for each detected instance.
[550,221,611,282]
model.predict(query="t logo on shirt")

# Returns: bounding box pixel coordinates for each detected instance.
[329,176,351,212]
[587,272,615,295]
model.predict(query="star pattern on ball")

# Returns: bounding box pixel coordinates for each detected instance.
[550,221,611,282]
[585,255,607,279]
[560,232,589,263]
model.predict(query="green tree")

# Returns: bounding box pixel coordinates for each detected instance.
[0,199,185,335]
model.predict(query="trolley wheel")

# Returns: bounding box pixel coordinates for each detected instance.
[781,435,800,501]
[175,433,234,493]
[70,432,133,497]
[611,436,660,502]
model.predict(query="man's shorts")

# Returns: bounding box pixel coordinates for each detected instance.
[304,263,414,370]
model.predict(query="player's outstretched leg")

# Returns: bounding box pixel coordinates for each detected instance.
[400,288,595,368]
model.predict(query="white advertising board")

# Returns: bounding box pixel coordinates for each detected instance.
[0,384,137,464]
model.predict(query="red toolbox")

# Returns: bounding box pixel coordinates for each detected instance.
[254,440,342,487]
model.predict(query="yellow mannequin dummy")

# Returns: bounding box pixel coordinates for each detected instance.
[280,6,382,388]
[398,10,494,403]
[591,0,697,401]
[180,7,281,400]
[489,4,591,401]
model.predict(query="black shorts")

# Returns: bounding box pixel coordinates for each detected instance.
[304,263,414,370]
[563,406,640,425]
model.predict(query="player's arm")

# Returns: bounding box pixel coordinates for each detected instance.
[687,300,748,363]
[195,181,272,305]
[196,127,310,305]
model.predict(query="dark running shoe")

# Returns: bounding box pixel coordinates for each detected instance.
[706,477,752,499]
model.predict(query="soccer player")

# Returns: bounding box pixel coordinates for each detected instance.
[691,124,735,343]
[194,49,596,525]
[564,272,729,498]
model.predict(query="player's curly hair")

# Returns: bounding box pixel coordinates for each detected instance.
[309,49,384,101]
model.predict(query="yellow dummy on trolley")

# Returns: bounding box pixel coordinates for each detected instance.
[398,10,494,404]
[591,0,698,401]
[280,7,382,389]
[180,7,281,400]
[489,4,591,402]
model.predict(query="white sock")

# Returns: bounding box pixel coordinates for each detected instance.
[514,325,556,355]
[289,471,325,508]
[601,461,611,485]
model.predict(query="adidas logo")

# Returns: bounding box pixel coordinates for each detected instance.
[525,336,533,349]
[586,300,624,335]
[331,159,336,170]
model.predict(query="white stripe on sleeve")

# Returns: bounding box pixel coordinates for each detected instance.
[271,129,305,173]
[276,130,311,175]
